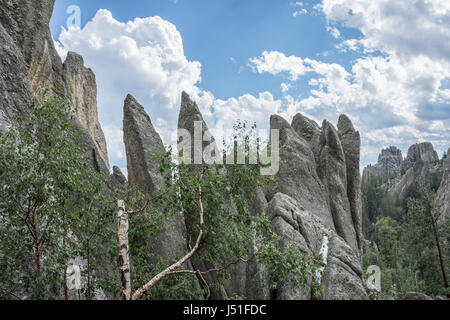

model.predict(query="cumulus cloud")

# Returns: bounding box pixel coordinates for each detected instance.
[250,0,450,166]
[56,9,204,169]
[249,51,308,81]
[55,9,281,169]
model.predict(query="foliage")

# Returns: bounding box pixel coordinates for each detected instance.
[0,92,117,299]
[117,121,311,299]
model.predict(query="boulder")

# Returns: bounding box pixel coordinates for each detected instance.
[401,292,433,300]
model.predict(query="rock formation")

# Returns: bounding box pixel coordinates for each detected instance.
[363,146,403,179]
[0,0,373,300]
[123,94,188,264]
[436,148,450,224]
[0,22,31,131]
[63,52,109,168]
[175,94,368,299]
[269,113,367,299]
[0,0,65,93]
[403,142,439,170]
[338,115,363,253]
[0,0,109,171]
[268,115,332,229]
[317,120,358,254]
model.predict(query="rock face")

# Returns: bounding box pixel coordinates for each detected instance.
[0,0,109,172]
[436,148,450,224]
[175,96,367,300]
[0,22,31,131]
[338,115,363,253]
[0,0,65,93]
[63,52,109,169]
[317,120,358,254]
[123,94,188,263]
[177,92,229,300]
[403,142,439,170]
[268,193,368,300]
[363,146,403,179]
[269,115,333,229]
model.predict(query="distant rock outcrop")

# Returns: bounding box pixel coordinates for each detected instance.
[403,142,439,170]
[363,146,403,179]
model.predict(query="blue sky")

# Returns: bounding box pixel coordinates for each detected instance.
[51,0,450,173]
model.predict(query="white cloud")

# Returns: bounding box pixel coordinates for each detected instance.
[56,9,204,169]
[249,51,308,81]
[249,0,450,166]
[293,9,308,17]
[55,10,283,169]
[319,0,450,61]
[326,26,340,39]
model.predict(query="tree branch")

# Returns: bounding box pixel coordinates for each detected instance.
[131,167,206,300]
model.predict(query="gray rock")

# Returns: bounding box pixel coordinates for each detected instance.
[317,120,358,254]
[177,92,228,299]
[267,193,368,300]
[401,292,433,300]
[0,0,65,92]
[0,22,31,131]
[109,166,127,190]
[268,115,334,230]
[0,0,65,93]
[321,233,368,300]
[0,1,110,173]
[363,146,403,179]
[71,119,109,174]
[63,52,109,169]
[291,113,322,160]
[123,94,188,264]
[338,115,363,253]
[436,148,450,225]
[403,142,439,170]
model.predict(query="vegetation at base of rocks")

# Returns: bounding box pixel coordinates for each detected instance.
[0,91,118,300]
[362,173,449,299]
[0,98,311,300]
[123,121,311,300]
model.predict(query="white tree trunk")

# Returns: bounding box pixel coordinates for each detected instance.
[118,200,131,300]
